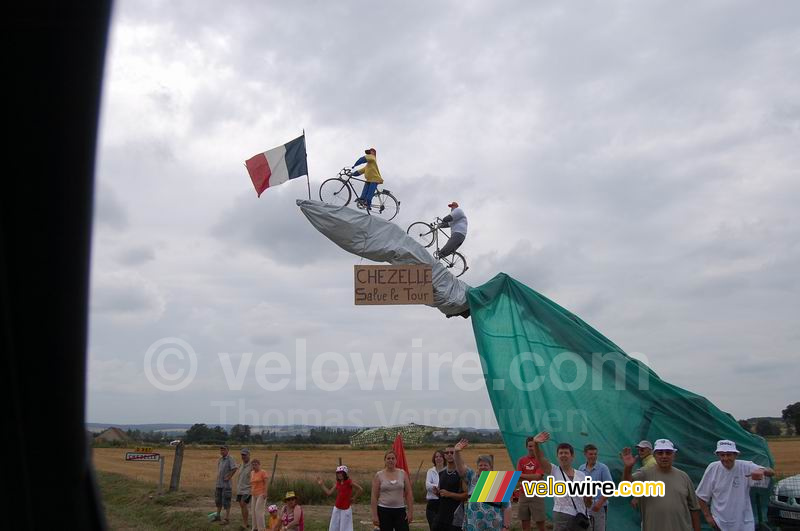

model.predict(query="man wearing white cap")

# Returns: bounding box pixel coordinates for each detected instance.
[636,440,656,469]
[622,439,701,531]
[695,440,774,531]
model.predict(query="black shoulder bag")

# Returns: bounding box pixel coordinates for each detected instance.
[558,465,591,531]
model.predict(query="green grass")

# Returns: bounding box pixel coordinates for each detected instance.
[98,471,220,530]
[97,471,354,530]
[98,470,431,530]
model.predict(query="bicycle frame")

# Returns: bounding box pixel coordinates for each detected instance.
[320,167,400,221]
[431,219,461,263]
[406,217,468,277]
[339,169,391,197]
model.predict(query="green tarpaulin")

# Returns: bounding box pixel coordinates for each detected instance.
[468,273,774,530]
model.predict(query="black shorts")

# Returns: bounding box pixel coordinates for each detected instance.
[236,494,252,504]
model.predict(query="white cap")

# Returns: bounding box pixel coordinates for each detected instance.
[653,439,676,452]
[336,465,349,474]
[635,440,653,450]
[715,440,739,454]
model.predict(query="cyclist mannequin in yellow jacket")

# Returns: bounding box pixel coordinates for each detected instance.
[351,147,383,211]
[436,201,468,259]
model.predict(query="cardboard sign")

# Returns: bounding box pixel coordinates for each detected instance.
[354,265,433,305]
[125,452,161,462]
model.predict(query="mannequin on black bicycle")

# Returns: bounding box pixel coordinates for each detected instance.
[435,202,468,259]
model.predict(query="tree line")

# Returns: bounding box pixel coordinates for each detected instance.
[737,401,799,437]
[109,401,799,446]
[116,424,505,445]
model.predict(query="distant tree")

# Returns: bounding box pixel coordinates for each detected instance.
[755,419,781,437]
[185,423,228,444]
[230,424,251,443]
[737,419,752,432]
[782,402,800,435]
[211,426,228,443]
[185,423,211,443]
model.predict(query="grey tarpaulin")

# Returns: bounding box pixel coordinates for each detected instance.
[297,199,470,316]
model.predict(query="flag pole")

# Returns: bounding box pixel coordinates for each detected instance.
[303,128,311,200]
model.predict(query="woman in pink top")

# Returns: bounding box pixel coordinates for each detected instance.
[280,491,304,531]
[250,459,269,531]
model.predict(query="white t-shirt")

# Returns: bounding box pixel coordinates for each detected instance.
[425,466,440,500]
[695,460,765,531]
[448,207,468,236]
[548,463,588,516]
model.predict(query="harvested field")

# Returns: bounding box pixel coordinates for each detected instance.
[92,438,800,495]
[768,437,800,477]
[93,445,511,493]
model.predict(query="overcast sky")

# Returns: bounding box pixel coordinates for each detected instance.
[87,0,799,428]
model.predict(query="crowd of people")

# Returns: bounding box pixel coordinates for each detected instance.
[211,445,307,531]
[211,433,774,531]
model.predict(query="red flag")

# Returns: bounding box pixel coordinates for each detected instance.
[392,434,410,475]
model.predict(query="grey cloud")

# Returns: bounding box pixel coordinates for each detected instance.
[87,0,800,423]
[249,333,281,348]
[117,245,156,266]
[91,272,165,320]
[211,190,353,267]
[94,184,128,230]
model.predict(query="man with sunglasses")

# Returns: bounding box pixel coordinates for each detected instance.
[432,446,468,531]
[622,439,701,531]
[695,440,774,531]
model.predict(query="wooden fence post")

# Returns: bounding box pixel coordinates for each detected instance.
[168,441,184,492]
[268,453,279,499]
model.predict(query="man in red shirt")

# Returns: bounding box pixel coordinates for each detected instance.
[517,436,546,531]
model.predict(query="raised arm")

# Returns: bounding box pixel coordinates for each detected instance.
[453,438,469,476]
[316,477,335,497]
[531,432,551,475]
[620,447,637,482]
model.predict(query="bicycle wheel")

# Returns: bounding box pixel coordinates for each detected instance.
[319,178,352,206]
[370,190,399,221]
[441,251,467,277]
[407,222,435,248]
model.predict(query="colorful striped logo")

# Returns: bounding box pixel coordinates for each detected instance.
[468,471,521,503]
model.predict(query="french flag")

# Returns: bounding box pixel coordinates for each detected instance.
[245,134,308,197]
